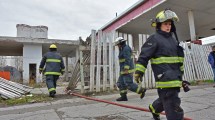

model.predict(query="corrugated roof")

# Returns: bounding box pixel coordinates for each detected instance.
[0,77,33,99]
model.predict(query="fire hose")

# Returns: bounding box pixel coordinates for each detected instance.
[69,92,192,120]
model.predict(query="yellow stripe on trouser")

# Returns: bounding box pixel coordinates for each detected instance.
[48,88,56,92]
[120,90,127,94]
[149,104,160,115]
[136,85,142,93]
[45,72,61,75]
[156,80,182,88]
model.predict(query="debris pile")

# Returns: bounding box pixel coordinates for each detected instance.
[0,77,33,99]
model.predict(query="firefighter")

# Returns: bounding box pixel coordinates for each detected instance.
[134,9,189,120]
[114,37,146,101]
[39,44,65,98]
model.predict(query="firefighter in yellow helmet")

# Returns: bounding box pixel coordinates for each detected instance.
[134,9,189,120]
[39,44,65,98]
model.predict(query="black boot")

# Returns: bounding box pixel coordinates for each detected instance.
[149,104,160,120]
[139,88,146,99]
[49,91,56,98]
[116,94,128,101]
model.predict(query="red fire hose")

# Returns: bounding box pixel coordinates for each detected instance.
[69,92,192,120]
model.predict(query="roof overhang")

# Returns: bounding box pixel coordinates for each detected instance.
[0,36,79,57]
[101,0,215,41]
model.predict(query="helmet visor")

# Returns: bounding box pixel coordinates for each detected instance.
[157,10,179,23]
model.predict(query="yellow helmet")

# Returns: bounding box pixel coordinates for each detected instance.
[151,9,179,27]
[49,44,57,49]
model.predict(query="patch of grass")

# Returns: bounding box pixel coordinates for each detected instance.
[0,94,52,107]
[190,80,214,86]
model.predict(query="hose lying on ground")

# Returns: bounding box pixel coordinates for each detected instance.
[69,92,192,120]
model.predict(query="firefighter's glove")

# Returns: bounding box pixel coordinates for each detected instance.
[39,70,43,74]
[182,81,191,92]
[124,69,129,74]
[134,71,143,83]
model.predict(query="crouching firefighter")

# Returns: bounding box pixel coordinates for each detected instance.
[39,44,65,98]
[134,9,190,120]
[114,37,146,101]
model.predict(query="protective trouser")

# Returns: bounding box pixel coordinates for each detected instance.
[117,74,143,95]
[150,88,184,120]
[46,75,59,94]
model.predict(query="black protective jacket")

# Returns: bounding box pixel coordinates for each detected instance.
[39,51,65,76]
[136,30,184,88]
[118,44,134,74]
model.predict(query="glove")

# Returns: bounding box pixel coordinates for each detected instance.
[39,70,43,74]
[134,71,143,83]
[124,69,129,74]
[182,81,191,92]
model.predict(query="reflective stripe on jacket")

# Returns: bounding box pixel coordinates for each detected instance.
[136,30,184,88]
[39,51,65,75]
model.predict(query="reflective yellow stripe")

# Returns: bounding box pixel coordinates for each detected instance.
[120,90,127,94]
[149,104,160,115]
[151,57,184,64]
[124,65,130,69]
[45,72,61,75]
[135,64,146,73]
[39,68,43,70]
[156,80,182,88]
[136,85,142,93]
[180,66,184,71]
[120,69,135,74]
[119,59,126,63]
[178,57,184,62]
[48,88,56,92]
[46,59,61,62]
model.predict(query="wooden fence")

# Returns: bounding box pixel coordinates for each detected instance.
[69,31,213,93]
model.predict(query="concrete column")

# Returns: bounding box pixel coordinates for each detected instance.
[23,44,42,84]
[188,10,196,41]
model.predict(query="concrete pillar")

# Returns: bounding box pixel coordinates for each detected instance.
[188,10,196,41]
[23,44,42,84]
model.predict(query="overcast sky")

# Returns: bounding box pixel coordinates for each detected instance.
[0,0,139,40]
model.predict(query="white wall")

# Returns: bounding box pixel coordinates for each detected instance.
[23,44,42,84]
[201,35,215,45]
[17,24,48,38]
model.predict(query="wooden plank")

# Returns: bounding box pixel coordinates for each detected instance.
[142,34,149,88]
[128,34,134,50]
[103,33,108,91]
[79,50,84,93]
[115,31,120,88]
[109,32,114,90]
[96,30,102,92]
[90,30,96,92]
